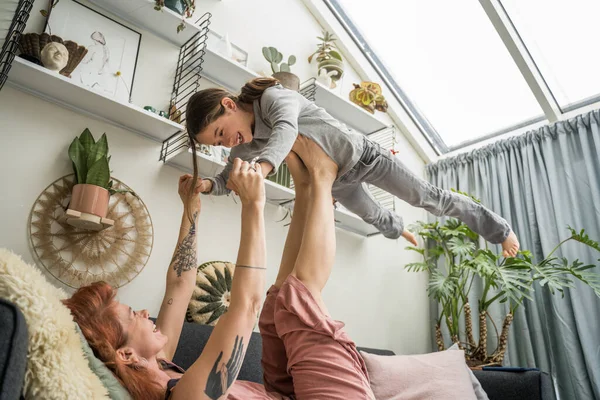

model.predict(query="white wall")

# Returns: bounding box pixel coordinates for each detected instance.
[0,0,431,355]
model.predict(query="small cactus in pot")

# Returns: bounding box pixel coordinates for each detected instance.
[262,46,299,91]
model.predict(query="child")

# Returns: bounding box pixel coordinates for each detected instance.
[185,78,519,257]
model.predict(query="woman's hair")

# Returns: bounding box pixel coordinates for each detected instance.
[62,282,164,400]
[183,77,278,215]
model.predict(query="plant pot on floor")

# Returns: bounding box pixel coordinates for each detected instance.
[272,72,300,91]
[65,184,114,231]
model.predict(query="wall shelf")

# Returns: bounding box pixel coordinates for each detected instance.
[6,57,184,141]
[300,79,388,134]
[160,134,380,237]
[89,0,203,47]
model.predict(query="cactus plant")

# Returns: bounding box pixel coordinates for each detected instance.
[262,46,296,74]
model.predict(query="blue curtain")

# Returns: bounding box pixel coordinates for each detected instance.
[426,110,600,400]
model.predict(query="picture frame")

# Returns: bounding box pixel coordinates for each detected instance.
[45,0,141,103]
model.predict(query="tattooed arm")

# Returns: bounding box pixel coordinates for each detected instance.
[155,174,202,361]
[171,159,267,400]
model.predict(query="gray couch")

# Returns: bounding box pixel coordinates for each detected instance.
[0,299,556,400]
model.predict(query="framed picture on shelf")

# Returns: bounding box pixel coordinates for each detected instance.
[206,30,248,67]
[45,0,141,103]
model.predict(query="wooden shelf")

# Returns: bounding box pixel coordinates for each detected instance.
[89,0,203,47]
[6,58,184,141]
[301,80,388,134]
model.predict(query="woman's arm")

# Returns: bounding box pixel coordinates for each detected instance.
[171,158,266,400]
[155,174,202,361]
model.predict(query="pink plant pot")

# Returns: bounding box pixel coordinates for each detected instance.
[69,184,109,218]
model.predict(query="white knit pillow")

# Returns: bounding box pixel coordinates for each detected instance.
[0,248,109,399]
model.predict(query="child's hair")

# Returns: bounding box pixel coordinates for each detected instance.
[62,282,164,400]
[183,77,278,216]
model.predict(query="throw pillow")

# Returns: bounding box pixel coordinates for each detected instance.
[360,349,477,400]
[448,343,489,400]
[187,261,234,326]
[0,248,108,399]
[75,324,133,400]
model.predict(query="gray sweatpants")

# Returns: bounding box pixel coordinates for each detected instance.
[332,137,511,243]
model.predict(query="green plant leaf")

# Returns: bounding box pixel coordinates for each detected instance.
[86,157,110,188]
[196,295,222,303]
[214,267,228,291]
[262,47,272,62]
[450,188,481,204]
[204,272,225,293]
[197,302,222,314]
[280,63,290,72]
[447,236,476,259]
[405,246,425,255]
[405,262,431,272]
[79,128,95,153]
[329,50,343,61]
[197,283,220,297]
[568,226,600,253]
[427,270,459,302]
[40,9,48,17]
[87,133,109,171]
[496,263,533,304]
[532,258,573,296]
[206,305,227,324]
[288,55,296,66]
[68,137,86,184]
[271,61,279,73]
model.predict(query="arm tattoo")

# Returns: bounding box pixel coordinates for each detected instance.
[205,336,245,399]
[172,211,198,277]
[235,264,267,270]
[167,298,173,305]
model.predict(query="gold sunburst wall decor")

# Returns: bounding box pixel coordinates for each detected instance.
[28,175,154,288]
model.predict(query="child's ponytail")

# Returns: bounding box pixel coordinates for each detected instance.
[238,77,279,104]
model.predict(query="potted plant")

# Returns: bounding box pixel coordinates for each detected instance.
[65,129,128,231]
[406,191,600,366]
[308,30,344,89]
[154,0,195,33]
[349,81,388,114]
[262,46,299,91]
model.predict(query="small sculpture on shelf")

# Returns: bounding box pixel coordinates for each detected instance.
[41,41,68,73]
[19,33,87,77]
[349,81,389,114]
[262,46,299,91]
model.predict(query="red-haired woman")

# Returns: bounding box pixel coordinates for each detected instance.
[64,138,375,399]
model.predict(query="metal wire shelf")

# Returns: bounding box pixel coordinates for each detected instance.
[0,0,33,93]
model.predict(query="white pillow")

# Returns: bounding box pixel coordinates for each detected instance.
[0,248,109,399]
[448,343,489,400]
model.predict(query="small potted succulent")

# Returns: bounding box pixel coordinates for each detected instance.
[308,30,344,89]
[262,46,299,91]
[65,129,129,231]
[349,81,389,114]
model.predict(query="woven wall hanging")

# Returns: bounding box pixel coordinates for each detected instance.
[28,175,153,288]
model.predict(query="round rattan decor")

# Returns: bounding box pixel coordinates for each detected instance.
[28,174,154,288]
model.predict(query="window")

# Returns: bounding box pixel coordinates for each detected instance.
[500,0,600,111]
[327,0,600,153]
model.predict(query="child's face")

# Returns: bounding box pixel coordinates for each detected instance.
[195,99,253,149]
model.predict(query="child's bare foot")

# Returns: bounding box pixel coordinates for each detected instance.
[502,231,520,258]
[292,135,338,184]
[402,230,418,246]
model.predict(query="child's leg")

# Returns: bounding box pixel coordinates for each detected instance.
[359,140,512,245]
[333,181,404,239]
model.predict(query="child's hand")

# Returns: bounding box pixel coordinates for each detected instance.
[198,178,213,193]
[401,230,418,246]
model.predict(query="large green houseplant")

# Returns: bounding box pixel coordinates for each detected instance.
[66,129,128,231]
[406,191,600,366]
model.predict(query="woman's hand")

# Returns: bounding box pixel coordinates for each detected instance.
[226,158,265,206]
[178,174,202,210]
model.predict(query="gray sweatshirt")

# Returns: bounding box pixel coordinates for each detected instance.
[206,84,364,195]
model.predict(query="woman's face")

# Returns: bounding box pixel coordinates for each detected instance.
[194,98,254,148]
[115,302,167,359]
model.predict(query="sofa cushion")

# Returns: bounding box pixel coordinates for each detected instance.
[360,349,477,400]
[472,370,555,400]
[0,299,28,400]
